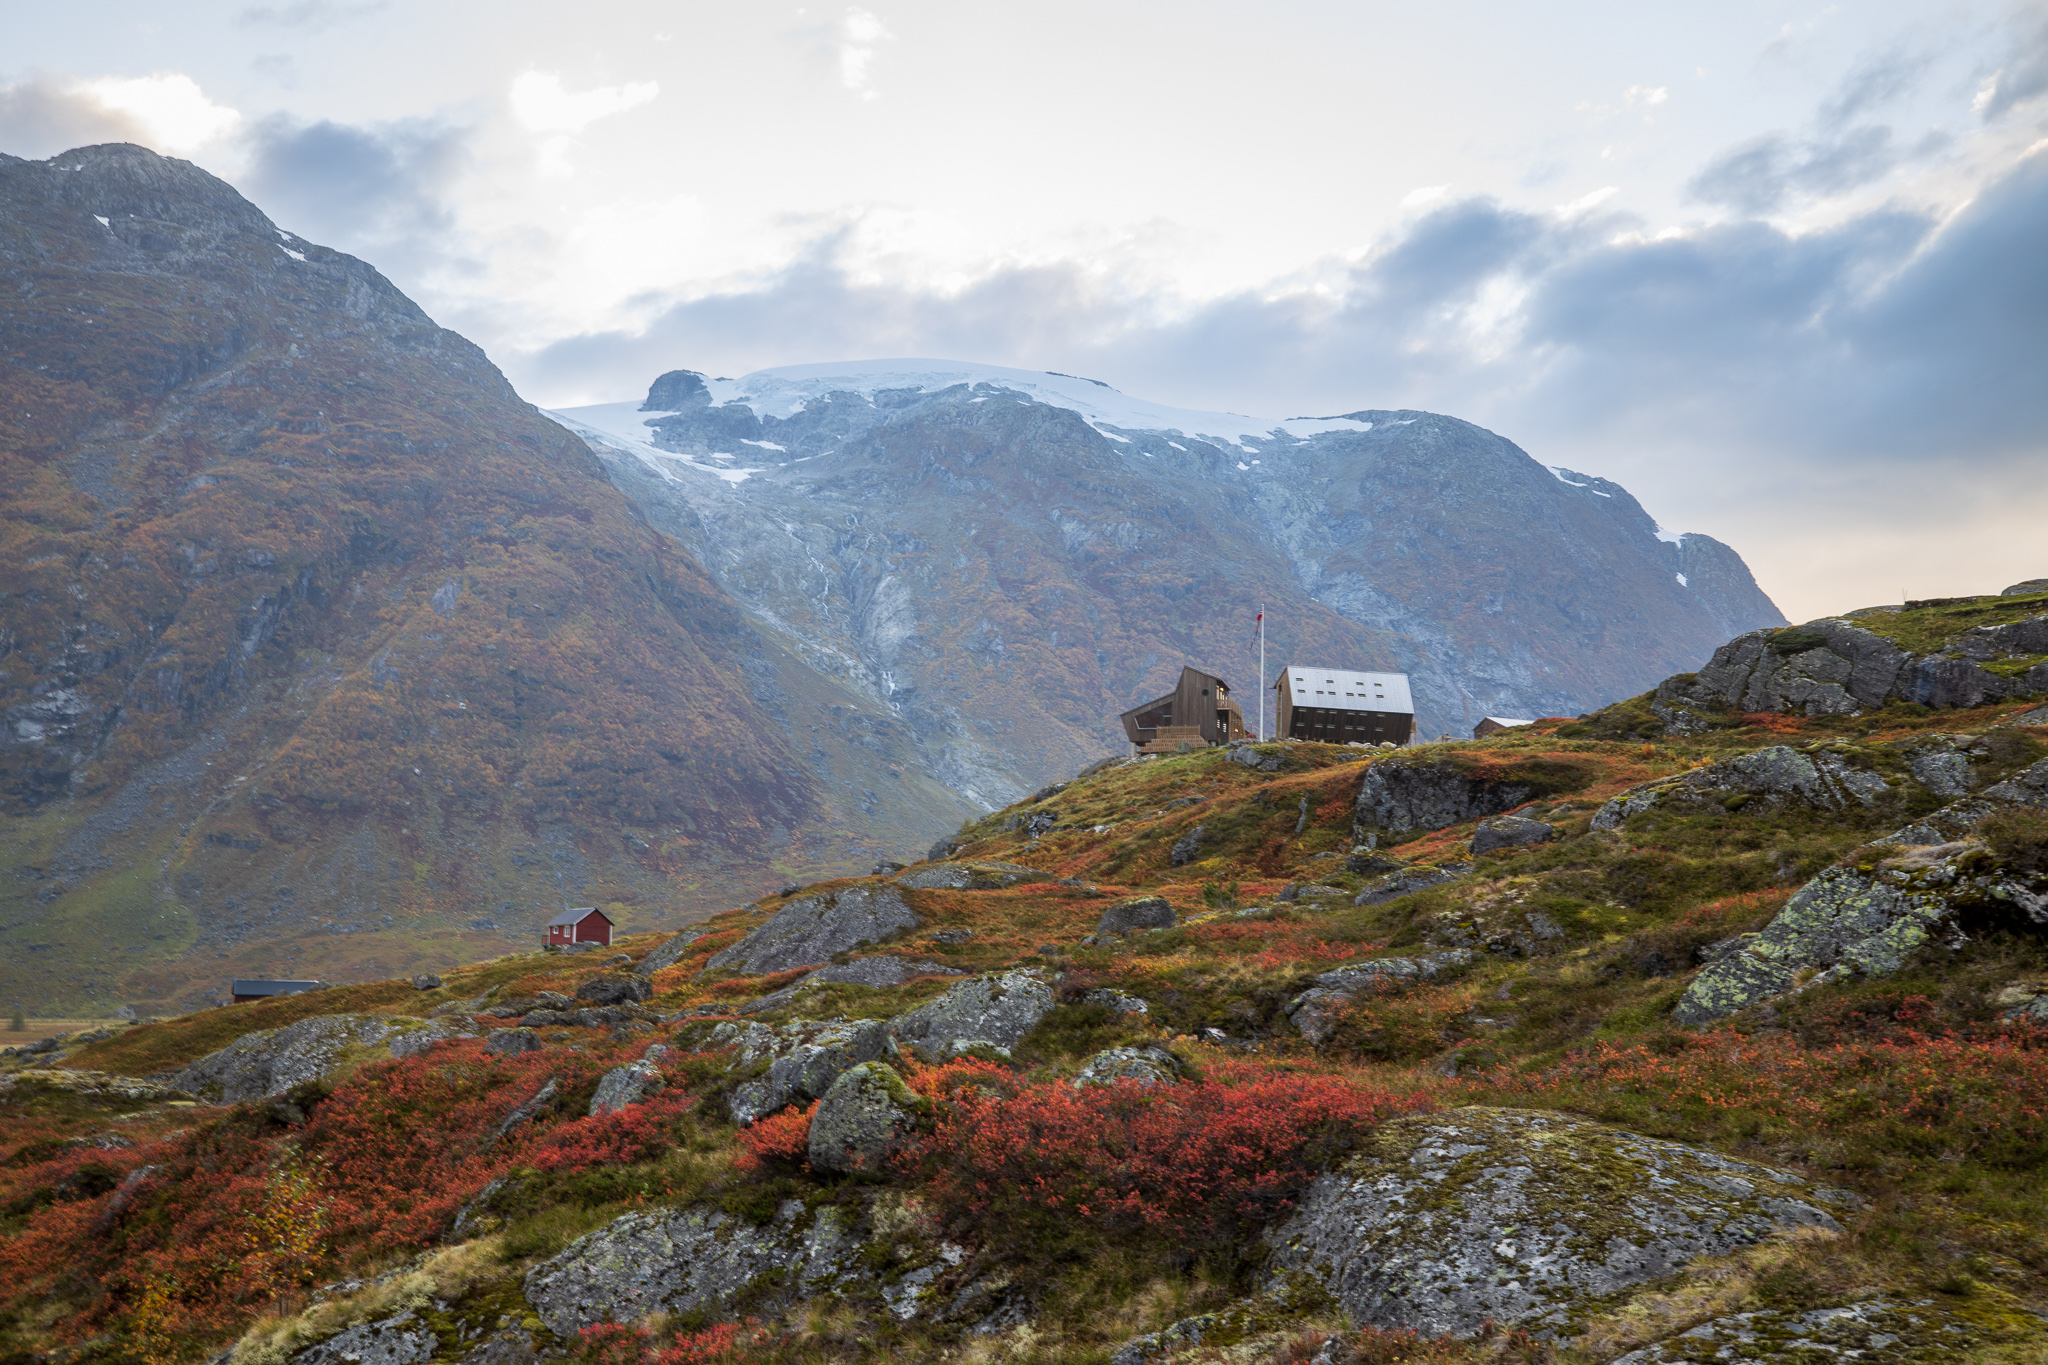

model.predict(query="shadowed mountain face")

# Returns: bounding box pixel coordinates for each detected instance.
[554,363,1785,802]
[0,147,976,1014]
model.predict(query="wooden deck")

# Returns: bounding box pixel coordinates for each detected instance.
[1135,725,1206,755]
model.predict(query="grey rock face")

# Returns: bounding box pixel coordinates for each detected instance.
[409,974,442,990]
[522,1200,866,1337]
[1591,745,1891,831]
[1170,825,1205,866]
[1471,815,1553,853]
[1356,760,1531,835]
[1287,952,1473,1045]
[1890,756,2048,844]
[890,969,1055,1059]
[1096,895,1177,937]
[170,1013,404,1102]
[1074,1045,1180,1088]
[1084,988,1150,1014]
[574,974,652,1006]
[1229,744,1286,772]
[1998,705,2048,728]
[285,1311,437,1364]
[807,1061,922,1174]
[485,1028,543,1056]
[707,884,920,974]
[720,1017,896,1124]
[1610,1297,2005,1364]
[1353,863,1469,907]
[738,956,963,1014]
[894,860,1051,891]
[589,1058,666,1116]
[634,930,703,977]
[1266,1107,1854,1339]
[1657,615,2048,726]
[1675,832,2048,1024]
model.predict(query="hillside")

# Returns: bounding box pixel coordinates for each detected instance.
[0,145,978,1016]
[5,585,2045,1365]
[553,362,1785,805]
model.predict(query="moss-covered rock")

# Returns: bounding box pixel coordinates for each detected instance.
[1609,1295,2048,1363]
[706,884,921,975]
[808,1061,923,1174]
[167,1012,404,1103]
[888,969,1054,1059]
[1264,1106,1856,1339]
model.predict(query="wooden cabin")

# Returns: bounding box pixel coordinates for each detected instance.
[229,979,324,1005]
[547,906,613,948]
[1120,666,1249,753]
[1473,716,1534,739]
[1273,666,1415,745]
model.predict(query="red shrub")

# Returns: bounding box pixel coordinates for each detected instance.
[903,1060,1433,1251]
[574,1319,769,1364]
[733,1101,814,1172]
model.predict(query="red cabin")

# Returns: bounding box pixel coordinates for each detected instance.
[546,906,613,948]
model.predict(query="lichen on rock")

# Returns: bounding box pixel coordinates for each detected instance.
[706,884,921,975]
[1265,1106,1855,1339]
[169,1013,406,1103]
[808,1061,924,1174]
[889,968,1055,1059]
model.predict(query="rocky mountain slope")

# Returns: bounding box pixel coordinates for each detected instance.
[0,146,978,1016]
[6,581,2043,1365]
[553,360,1784,806]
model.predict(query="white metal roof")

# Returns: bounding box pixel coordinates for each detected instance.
[1279,667,1413,715]
[1480,716,1535,728]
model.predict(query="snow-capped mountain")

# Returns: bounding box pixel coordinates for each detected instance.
[551,361,1784,804]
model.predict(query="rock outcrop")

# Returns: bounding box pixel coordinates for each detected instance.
[169,1013,407,1103]
[1609,1297,2015,1364]
[523,1201,868,1337]
[1652,611,2048,732]
[807,1062,923,1174]
[1471,815,1554,853]
[1593,745,1892,831]
[893,862,1051,891]
[1352,863,1469,907]
[1266,1107,1856,1339]
[284,1310,438,1364]
[633,930,704,977]
[1095,896,1177,938]
[1286,953,1473,1045]
[589,1051,668,1117]
[700,1017,897,1124]
[707,885,920,975]
[889,970,1055,1059]
[1356,760,1533,835]
[1073,1045,1180,1088]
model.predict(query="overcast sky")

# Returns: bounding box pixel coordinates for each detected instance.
[6,0,2046,622]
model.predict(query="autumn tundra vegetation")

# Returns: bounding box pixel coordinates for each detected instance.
[5,591,2048,1363]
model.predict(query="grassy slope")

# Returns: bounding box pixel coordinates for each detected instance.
[10,702,2048,1364]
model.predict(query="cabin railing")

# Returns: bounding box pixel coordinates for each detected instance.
[1135,725,1205,754]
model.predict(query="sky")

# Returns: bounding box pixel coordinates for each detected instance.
[4,0,2046,622]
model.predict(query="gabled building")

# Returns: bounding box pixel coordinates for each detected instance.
[1473,716,1534,739]
[1274,666,1415,746]
[1119,666,1249,753]
[547,906,613,948]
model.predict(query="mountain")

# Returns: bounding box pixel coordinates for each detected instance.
[551,360,1786,803]
[0,146,978,1015]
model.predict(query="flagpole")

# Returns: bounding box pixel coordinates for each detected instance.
[1257,606,1266,740]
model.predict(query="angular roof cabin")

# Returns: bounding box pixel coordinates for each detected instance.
[1120,666,1249,753]
[547,906,613,948]
[1473,716,1535,739]
[1273,666,1415,746]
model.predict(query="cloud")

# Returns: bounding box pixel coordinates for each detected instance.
[1400,184,1450,208]
[78,73,242,153]
[1979,10,2048,121]
[510,144,2048,478]
[839,8,893,100]
[0,71,240,159]
[507,71,658,134]
[1686,125,1906,213]
[238,0,387,28]
[0,73,152,159]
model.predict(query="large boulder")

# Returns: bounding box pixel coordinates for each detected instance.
[1471,815,1554,853]
[894,861,1052,891]
[1674,835,2048,1025]
[706,884,920,974]
[703,1017,896,1124]
[1592,745,1891,831]
[1356,760,1532,835]
[522,1202,867,1337]
[890,969,1055,1059]
[807,1061,923,1174]
[574,974,652,1006]
[589,1053,667,1117]
[169,1013,405,1103]
[1653,615,2048,731]
[1352,863,1469,907]
[1074,1045,1180,1088]
[1096,895,1176,938]
[1286,952,1472,1045]
[1886,755,2048,845]
[1265,1107,1856,1340]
